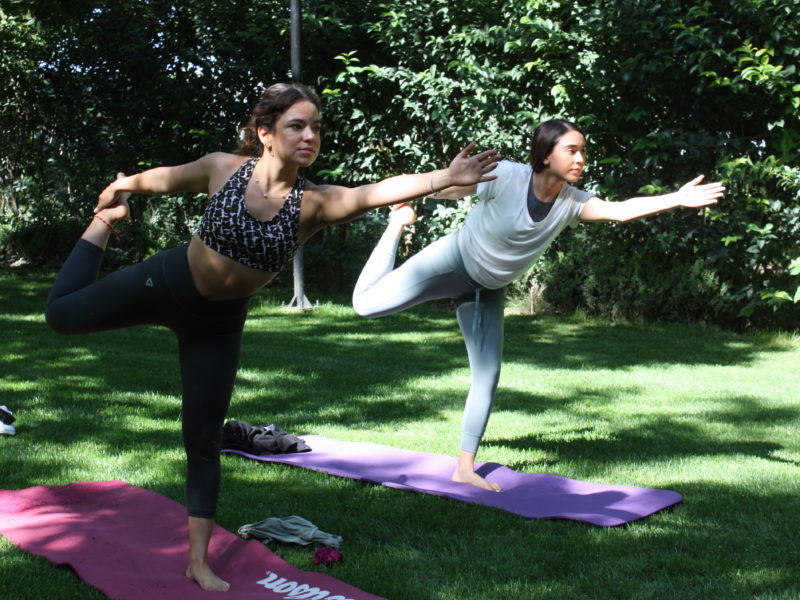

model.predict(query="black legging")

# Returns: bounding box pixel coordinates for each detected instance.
[45,240,249,519]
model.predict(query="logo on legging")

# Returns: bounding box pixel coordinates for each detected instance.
[145,278,154,287]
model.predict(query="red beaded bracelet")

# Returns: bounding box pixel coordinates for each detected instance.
[94,214,121,241]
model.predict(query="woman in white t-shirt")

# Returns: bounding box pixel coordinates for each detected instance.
[353,119,725,491]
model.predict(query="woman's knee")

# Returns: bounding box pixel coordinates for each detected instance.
[351,292,369,317]
[44,301,82,334]
[352,291,383,318]
[183,428,223,468]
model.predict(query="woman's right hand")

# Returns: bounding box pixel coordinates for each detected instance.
[446,142,501,187]
[676,175,725,208]
[95,176,131,213]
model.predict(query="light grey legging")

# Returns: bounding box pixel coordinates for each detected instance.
[352,228,504,454]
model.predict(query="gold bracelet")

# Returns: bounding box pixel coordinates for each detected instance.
[429,171,439,198]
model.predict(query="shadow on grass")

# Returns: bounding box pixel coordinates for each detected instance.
[152,461,800,598]
[0,274,795,491]
[0,446,768,600]
[488,415,794,473]
[2,464,798,600]
[0,273,798,599]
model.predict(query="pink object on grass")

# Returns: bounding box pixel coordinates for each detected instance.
[314,547,343,566]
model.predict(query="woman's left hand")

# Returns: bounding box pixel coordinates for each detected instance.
[678,175,725,208]
[447,142,501,186]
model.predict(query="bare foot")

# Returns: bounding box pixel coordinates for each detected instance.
[452,450,502,491]
[452,467,502,492]
[186,563,230,592]
[390,202,417,227]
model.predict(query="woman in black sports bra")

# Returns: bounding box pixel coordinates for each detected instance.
[45,82,500,592]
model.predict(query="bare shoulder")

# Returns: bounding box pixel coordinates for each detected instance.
[202,152,250,174]
[202,153,251,195]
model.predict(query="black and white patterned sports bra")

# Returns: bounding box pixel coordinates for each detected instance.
[196,157,304,272]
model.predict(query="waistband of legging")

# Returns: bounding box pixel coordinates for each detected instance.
[161,243,250,319]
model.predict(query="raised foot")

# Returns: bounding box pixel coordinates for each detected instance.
[186,564,230,592]
[452,469,502,492]
[390,202,417,227]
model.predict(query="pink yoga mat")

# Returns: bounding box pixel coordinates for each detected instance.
[0,480,385,600]
[224,435,683,526]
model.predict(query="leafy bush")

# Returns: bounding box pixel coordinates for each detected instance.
[3,0,799,329]
[537,156,800,329]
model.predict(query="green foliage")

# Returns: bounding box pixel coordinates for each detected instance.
[0,5,48,217]
[538,154,800,328]
[317,0,563,180]
[137,193,206,255]
[315,0,800,328]
[2,0,799,327]
[713,156,800,322]
[762,256,800,305]
[423,196,475,241]
[0,173,84,265]
[1,0,290,260]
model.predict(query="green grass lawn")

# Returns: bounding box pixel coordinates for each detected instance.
[1,268,799,599]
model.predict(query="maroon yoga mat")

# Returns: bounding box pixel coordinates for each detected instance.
[0,480,385,600]
[224,435,682,527]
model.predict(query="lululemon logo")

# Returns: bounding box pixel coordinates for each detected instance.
[145,278,154,287]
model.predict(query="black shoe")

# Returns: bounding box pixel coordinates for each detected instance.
[0,406,15,425]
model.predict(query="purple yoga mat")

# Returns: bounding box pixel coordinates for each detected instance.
[0,480,385,600]
[224,436,682,527]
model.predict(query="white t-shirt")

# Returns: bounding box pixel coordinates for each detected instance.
[457,160,591,289]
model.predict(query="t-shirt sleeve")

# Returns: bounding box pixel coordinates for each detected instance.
[476,160,511,202]
[567,186,593,227]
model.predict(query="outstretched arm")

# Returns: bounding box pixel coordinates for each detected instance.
[311,142,500,225]
[580,175,725,222]
[432,183,480,200]
[93,153,227,213]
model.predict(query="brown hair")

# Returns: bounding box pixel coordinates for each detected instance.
[529,119,585,173]
[238,82,321,156]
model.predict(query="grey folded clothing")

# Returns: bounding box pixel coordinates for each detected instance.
[238,515,342,548]
[222,421,311,455]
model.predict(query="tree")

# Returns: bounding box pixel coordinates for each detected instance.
[2,0,798,328]
[316,0,800,328]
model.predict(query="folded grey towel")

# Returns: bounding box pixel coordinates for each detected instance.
[238,515,342,548]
